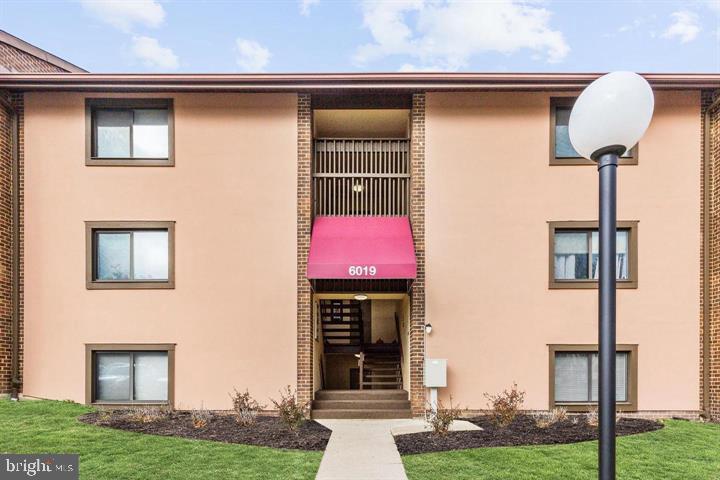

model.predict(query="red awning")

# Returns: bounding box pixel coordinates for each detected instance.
[307,216,417,279]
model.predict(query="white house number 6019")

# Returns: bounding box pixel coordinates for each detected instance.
[348,265,377,276]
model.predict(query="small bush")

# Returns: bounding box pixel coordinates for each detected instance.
[126,406,171,423]
[270,385,309,433]
[191,407,212,429]
[427,397,462,436]
[97,410,112,424]
[483,382,525,427]
[533,407,568,429]
[586,407,599,427]
[230,388,265,427]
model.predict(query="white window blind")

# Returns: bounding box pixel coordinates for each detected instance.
[555,351,629,403]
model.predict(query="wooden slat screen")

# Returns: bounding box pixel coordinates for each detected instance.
[313,138,410,216]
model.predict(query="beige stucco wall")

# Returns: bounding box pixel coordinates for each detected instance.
[371,300,401,343]
[425,90,701,411]
[21,88,702,413]
[23,92,298,410]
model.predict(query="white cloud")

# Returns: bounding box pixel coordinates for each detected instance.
[618,17,645,33]
[398,63,448,72]
[354,0,569,71]
[235,39,271,72]
[131,36,179,70]
[662,11,701,43]
[79,0,165,32]
[300,0,320,16]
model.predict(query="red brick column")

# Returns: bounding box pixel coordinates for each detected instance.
[297,93,313,406]
[409,93,426,415]
[704,89,720,420]
[0,93,12,394]
[0,91,22,396]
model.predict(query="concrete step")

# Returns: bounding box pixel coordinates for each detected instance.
[315,389,408,401]
[311,409,413,419]
[312,399,411,410]
[361,381,402,387]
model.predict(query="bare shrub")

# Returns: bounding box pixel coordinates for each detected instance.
[230,388,265,427]
[533,407,568,429]
[270,386,309,433]
[586,407,599,427]
[126,406,171,423]
[483,382,526,427]
[191,406,212,429]
[426,397,462,436]
[96,410,112,424]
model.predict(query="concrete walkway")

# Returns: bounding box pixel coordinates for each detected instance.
[315,419,481,480]
[315,419,410,480]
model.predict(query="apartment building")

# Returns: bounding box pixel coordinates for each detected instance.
[0,32,718,419]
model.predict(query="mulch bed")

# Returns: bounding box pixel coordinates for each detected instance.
[79,410,331,451]
[395,414,663,455]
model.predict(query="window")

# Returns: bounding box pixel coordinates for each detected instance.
[549,221,638,289]
[550,98,637,165]
[86,221,175,289]
[85,344,175,405]
[86,99,174,166]
[549,345,637,411]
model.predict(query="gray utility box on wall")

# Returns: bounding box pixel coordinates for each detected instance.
[424,358,447,388]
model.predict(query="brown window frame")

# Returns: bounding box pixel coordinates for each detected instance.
[550,97,638,166]
[85,98,175,166]
[85,221,175,290]
[85,343,175,406]
[549,220,638,289]
[549,344,638,412]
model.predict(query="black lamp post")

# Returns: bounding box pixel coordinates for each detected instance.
[568,72,654,480]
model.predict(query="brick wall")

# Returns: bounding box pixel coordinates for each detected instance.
[0,91,21,395]
[297,93,313,406]
[704,89,720,420]
[13,92,23,396]
[409,93,426,415]
[458,409,699,420]
[0,94,11,394]
[0,43,67,73]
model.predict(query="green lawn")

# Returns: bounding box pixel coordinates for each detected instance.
[0,400,322,480]
[403,419,720,480]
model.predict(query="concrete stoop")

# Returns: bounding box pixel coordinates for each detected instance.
[311,390,412,419]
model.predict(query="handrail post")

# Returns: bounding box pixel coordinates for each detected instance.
[358,352,365,390]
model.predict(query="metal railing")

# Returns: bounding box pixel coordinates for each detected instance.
[313,138,410,216]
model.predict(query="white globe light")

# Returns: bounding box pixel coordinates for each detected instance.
[569,71,654,161]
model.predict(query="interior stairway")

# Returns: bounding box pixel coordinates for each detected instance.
[312,389,412,419]
[320,299,363,354]
[360,350,403,390]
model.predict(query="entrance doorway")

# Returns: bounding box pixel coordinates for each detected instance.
[311,293,413,419]
[313,294,409,392]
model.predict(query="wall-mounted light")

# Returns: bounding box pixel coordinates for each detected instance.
[425,323,433,335]
[353,293,368,301]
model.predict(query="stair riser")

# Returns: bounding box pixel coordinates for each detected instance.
[312,400,411,410]
[315,391,408,401]
[312,410,413,419]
